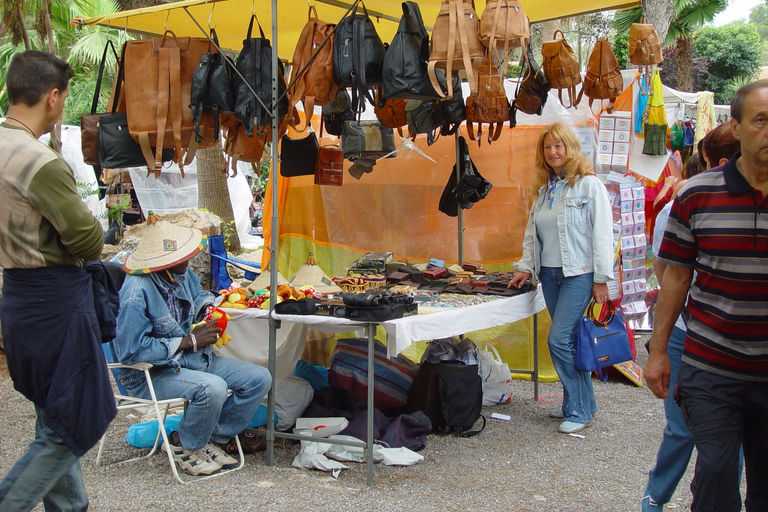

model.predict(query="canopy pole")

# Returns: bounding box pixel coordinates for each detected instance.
[456,131,463,266]
[266,0,279,467]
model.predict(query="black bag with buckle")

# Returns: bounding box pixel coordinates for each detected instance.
[332,1,386,114]
[279,132,320,177]
[189,28,235,143]
[322,89,355,136]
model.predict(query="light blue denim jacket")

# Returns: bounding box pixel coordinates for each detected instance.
[514,174,614,285]
[112,269,214,389]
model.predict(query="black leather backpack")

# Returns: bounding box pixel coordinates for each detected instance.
[189,29,235,142]
[511,43,550,126]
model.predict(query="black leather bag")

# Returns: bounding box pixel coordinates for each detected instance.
[438,136,492,217]
[432,76,466,136]
[234,15,288,137]
[189,29,235,142]
[341,120,396,161]
[81,40,120,167]
[279,132,320,177]
[406,99,441,145]
[322,89,355,136]
[511,43,550,124]
[382,1,441,101]
[99,112,174,169]
[332,2,386,114]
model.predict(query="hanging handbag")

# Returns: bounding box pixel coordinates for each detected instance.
[511,43,550,119]
[81,40,120,166]
[432,75,466,136]
[233,15,289,137]
[541,30,582,109]
[438,136,492,217]
[575,299,632,382]
[341,120,396,161]
[332,1,387,114]
[280,131,320,177]
[315,145,344,186]
[322,89,355,136]
[382,1,443,101]
[464,57,511,146]
[406,99,441,145]
[581,39,623,109]
[189,28,235,143]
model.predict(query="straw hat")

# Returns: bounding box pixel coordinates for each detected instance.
[290,253,342,294]
[124,211,207,274]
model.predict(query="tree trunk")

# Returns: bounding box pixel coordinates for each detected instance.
[196,141,241,253]
[42,0,62,153]
[15,3,31,50]
[676,36,693,92]
[641,0,675,48]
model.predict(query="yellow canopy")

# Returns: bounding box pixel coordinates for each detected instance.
[72,0,639,58]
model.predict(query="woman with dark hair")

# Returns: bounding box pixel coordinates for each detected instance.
[508,122,614,434]
[701,122,741,170]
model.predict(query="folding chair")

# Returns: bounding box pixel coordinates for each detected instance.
[209,233,261,291]
[96,343,245,484]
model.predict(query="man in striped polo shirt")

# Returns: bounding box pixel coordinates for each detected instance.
[646,80,768,512]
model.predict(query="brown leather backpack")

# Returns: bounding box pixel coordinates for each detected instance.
[465,58,510,145]
[628,23,663,66]
[286,6,338,132]
[428,0,485,98]
[221,115,287,177]
[480,0,530,67]
[541,30,582,109]
[123,31,210,176]
[581,39,624,109]
[374,96,409,138]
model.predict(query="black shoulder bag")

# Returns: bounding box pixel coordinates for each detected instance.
[189,28,235,143]
[438,136,492,217]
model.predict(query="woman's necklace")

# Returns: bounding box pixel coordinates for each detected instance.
[4,116,35,137]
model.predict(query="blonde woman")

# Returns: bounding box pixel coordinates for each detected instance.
[509,123,614,434]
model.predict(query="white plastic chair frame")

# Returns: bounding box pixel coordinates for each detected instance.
[96,361,245,484]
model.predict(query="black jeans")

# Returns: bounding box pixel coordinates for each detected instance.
[677,362,768,512]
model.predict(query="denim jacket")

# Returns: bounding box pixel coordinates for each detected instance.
[514,174,614,285]
[112,269,214,389]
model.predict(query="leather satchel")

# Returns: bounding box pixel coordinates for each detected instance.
[479,0,530,65]
[189,28,235,143]
[465,58,510,145]
[234,16,289,137]
[286,6,338,132]
[541,30,582,109]
[221,114,285,177]
[123,31,210,175]
[332,1,387,114]
[581,39,623,109]
[374,97,409,135]
[341,120,396,161]
[382,1,441,101]
[315,145,344,186]
[428,0,485,98]
[280,131,320,177]
[511,43,550,118]
[81,40,120,166]
[628,23,663,66]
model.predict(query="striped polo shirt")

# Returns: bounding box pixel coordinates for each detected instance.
[658,153,768,381]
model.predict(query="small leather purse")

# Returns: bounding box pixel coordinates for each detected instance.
[341,120,396,161]
[315,145,344,186]
[280,131,319,177]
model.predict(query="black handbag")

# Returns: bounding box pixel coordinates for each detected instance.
[99,112,174,169]
[189,28,235,142]
[382,1,442,101]
[511,43,550,125]
[438,136,492,217]
[322,89,355,136]
[432,75,466,136]
[332,1,386,114]
[233,15,288,137]
[341,120,396,161]
[406,99,441,146]
[279,131,320,177]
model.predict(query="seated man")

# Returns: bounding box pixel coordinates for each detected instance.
[113,212,271,476]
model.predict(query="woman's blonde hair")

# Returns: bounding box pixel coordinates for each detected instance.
[532,122,594,196]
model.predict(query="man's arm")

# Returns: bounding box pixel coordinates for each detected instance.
[645,264,693,399]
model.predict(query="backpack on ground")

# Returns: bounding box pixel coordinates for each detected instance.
[406,360,485,437]
[332,1,387,114]
[286,6,338,132]
[511,43,550,123]
[233,16,289,137]
[581,39,623,110]
[464,57,511,145]
[479,0,530,70]
[427,0,485,98]
[541,30,582,109]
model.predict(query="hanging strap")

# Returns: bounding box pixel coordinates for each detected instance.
[90,40,119,115]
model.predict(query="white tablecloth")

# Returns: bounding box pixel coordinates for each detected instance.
[214,289,546,374]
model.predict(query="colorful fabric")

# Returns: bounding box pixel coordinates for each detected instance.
[658,154,768,380]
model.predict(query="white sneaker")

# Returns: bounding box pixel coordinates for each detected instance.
[164,442,222,476]
[548,409,564,419]
[203,442,240,470]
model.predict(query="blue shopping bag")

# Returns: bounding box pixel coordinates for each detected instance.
[575,300,632,382]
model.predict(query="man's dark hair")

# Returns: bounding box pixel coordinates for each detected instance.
[731,79,768,123]
[7,50,73,107]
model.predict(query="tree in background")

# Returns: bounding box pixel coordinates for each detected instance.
[658,45,710,91]
[694,24,762,103]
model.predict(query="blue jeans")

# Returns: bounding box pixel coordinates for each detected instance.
[0,406,87,512]
[643,326,693,511]
[128,355,271,451]
[539,267,596,424]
